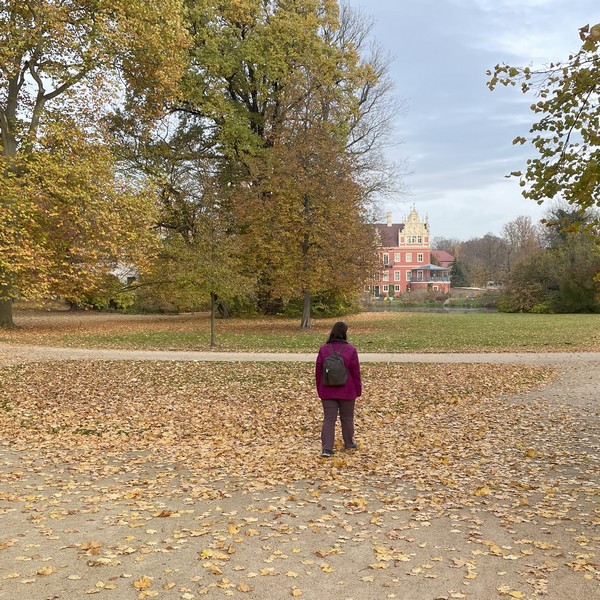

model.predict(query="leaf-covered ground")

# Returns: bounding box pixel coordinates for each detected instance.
[0,360,598,599]
[0,361,553,492]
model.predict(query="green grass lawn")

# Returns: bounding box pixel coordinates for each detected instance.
[1,310,599,352]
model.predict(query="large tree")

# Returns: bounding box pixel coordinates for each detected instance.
[487,23,600,236]
[501,215,540,275]
[0,0,189,327]
[239,124,376,327]
[177,0,397,324]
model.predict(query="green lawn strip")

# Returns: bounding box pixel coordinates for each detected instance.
[0,311,598,352]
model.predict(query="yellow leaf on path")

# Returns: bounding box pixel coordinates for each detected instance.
[361,575,375,582]
[475,486,492,497]
[2,573,20,580]
[237,582,252,592]
[291,589,303,597]
[37,566,56,576]
[163,582,176,590]
[133,576,153,590]
[286,571,299,578]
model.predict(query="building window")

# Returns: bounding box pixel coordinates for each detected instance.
[433,286,439,291]
[383,253,389,265]
[417,253,424,262]
[394,285,401,292]
[383,285,389,292]
[417,236,422,243]
[406,253,412,262]
[382,271,389,281]
[394,271,400,281]
[406,270,412,281]
[394,253,400,263]
[417,270,423,280]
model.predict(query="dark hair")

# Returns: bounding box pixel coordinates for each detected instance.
[327,321,348,343]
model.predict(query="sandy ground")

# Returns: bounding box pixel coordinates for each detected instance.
[0,346,598,600]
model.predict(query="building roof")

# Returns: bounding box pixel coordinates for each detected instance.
[432,250,454,263]
[375,223,404,247]
[415,264,448,271]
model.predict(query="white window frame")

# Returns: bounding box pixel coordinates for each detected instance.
[394,252,400,263]
[417,253,424,262]
[394,271,400,281]
[383,285,389,292]
[383,253,389,265]
[394,284,401,292]
[406,270,412,281]
[406,253,412,262]
[417,270,423,279]
[382,271,389,281]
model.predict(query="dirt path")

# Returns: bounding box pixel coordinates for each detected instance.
[1,342,600,365]
[0,347,598,600]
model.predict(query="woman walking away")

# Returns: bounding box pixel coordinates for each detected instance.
[315,321,362,458]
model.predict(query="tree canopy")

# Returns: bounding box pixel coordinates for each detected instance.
[0,0,189,326]
[488,24,600,236]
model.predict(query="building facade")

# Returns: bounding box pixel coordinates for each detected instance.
[369,207,451,297]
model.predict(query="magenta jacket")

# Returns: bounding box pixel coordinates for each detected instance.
[315,340,362,400]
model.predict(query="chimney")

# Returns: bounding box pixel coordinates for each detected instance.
[386,211,392,227]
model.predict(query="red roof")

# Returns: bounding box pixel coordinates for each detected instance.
[432,250,454,264]
[375,223,404,247]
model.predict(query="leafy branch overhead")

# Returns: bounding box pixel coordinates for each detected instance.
[487,23,600,235]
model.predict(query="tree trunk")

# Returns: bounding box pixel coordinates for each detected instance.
[300,289,311,329]
[0,283,14,328]
[210,292,216,348]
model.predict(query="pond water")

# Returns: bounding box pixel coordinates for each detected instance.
[367,305,497,313]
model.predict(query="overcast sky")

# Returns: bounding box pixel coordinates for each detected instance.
[345,0,598,240]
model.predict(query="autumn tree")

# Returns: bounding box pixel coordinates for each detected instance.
[0,0,189,327]
[239,124,376,328]
[432,237,460,255]
[501,215,540,275]
[176,0,397,325]
[488,23,600,237]
[454,234,508,286]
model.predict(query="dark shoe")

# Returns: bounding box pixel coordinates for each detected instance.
[321,449,335,458]
[345,442,358,450]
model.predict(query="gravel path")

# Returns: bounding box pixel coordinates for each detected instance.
[1,343,600,365]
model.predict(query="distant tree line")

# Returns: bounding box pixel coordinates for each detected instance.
[433,207,600,313]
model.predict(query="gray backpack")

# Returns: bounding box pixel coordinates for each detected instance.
[321,343,348,386]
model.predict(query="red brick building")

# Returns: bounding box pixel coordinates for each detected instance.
[369,207,451,297]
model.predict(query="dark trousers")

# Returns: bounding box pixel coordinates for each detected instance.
[321,399,355,451]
